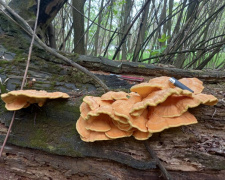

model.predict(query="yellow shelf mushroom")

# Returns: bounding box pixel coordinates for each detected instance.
[1,90,69,111]
[75,76,218,142]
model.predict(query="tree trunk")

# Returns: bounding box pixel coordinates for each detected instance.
[132,0,150,62]
[161,0,167,45]
[72,0,85,54]
[93,0,104,56]
[85,0,91,54]
[121,0,133,60]
[47,23,57,49]
[0,6,225,180]
[167,0,174,43]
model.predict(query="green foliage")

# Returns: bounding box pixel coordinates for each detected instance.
[113,9,118,16]
[145,34,170,62]
[147,45,166,57]
[158,34,170,43]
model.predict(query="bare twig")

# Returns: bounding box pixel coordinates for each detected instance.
[0,111,16,157]
[103,28,117,57]
[140,48,204,62]
[144,140,173,180]
[59,22,73,51]
[20,4,40,89]
[0,0,109,92]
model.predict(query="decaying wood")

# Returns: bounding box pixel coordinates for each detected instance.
[76,55,225,82]
[0,145,224,180]
[144,141,173,180]
[0,9,225,180]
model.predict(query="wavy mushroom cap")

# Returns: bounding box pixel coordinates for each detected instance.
[105,122,133,139]
[76,76,218,142]
[86,105,114,119]
[101,91,129,100]
[192,93,218,105]
[1,90,69,98]
[3,96,30,111]
[179,78,204,93]
[83,96,102,110]
[151,93,218,118]
[1,90,69,111]
[148,76,204,93]
[84,105,118,133]
[146,110,198,133]
[85,114,112,132]
[112,120,133,131]
[112,92,141,122]
[149,76,174,89]
[80,102,91,120]
[76,117,111,142]
[133,130,152,140]
[130,83,163,98]
[130,88,192,116]
[128,109,149,132]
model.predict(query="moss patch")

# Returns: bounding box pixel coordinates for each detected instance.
[0,60,10,65]
[30,129,48,148]
[6,98,83,157]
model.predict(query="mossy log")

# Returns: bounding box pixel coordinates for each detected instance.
[0,12,225,179]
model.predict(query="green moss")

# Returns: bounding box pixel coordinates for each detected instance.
[71,71,90,84]
[58,75,68,82]
[30,129,48,148]
[13,56,26,64]
[51,100,81,115]
[47,145,56,152]
[0,60,10,65]
[50,64,64,73]
[49,81,56,90]
[138,64,146,68]
[66,53,79,60]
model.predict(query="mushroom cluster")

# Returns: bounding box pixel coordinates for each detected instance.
[1,90,70,111]
[76,76,218,142]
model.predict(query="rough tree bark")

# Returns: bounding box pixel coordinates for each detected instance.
[132,0,150,62]
[93,0,104,56]
[0,4,225,180]
[72,0,86,54]
[121,0,133,60]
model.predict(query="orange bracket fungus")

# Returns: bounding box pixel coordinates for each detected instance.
[76,76,218,142]
[1,90,70,111]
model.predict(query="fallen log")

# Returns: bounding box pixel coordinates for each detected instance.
[0,11,225,179]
